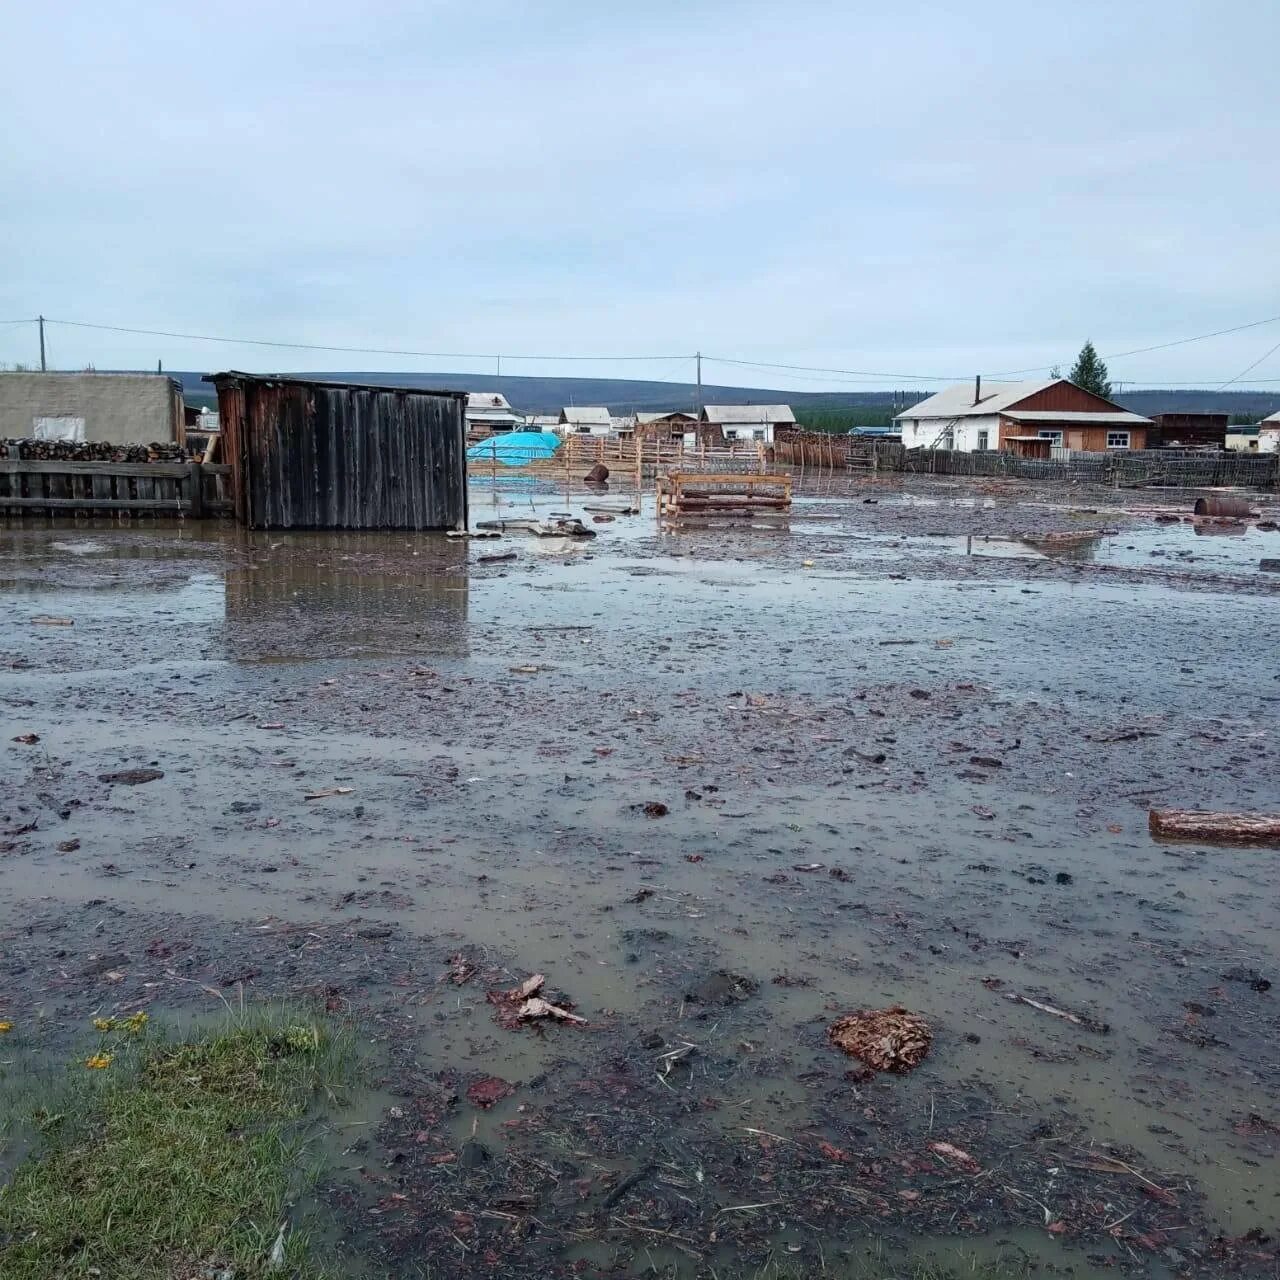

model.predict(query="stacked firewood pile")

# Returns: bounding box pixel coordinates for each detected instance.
[0,439,198,462]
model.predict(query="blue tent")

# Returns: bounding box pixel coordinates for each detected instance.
[467,431,560,465]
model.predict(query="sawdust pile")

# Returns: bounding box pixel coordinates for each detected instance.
[828,1005,932,1073]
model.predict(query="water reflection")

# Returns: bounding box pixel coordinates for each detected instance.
[223,530,470,662]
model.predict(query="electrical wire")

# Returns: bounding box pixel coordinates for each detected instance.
[40,318,688,363]
[986,312,1280,377]
[703,354,960,382]
[1214,336,1280,392]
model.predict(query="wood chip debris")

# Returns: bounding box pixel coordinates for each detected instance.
[486,973,587,1028]
[828,1005,932,1073]
[304,787,354,800]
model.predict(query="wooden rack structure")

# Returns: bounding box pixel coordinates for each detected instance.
[656,472,793,518]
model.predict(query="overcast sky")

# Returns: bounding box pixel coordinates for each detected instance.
[2,0,1277,391]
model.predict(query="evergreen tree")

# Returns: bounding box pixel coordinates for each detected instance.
[1068,341,1112,399]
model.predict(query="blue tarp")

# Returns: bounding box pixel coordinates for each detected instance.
[466,431,560,464]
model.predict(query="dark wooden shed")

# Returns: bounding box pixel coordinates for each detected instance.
[206,373,468,530]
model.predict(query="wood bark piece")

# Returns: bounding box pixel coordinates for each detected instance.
[828,1005,931,1073]
[1149,809,1280,846]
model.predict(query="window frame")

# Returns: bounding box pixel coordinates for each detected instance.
[1106,431,1131,449]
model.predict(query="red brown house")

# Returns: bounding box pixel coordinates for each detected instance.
[895,378,1152,455]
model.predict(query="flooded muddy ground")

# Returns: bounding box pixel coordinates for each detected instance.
[2,474,1280,1278]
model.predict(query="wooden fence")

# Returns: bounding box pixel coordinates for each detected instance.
[0,460,233,518]
[901,447,1279,488]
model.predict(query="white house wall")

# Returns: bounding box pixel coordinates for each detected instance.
[899,414,999,452]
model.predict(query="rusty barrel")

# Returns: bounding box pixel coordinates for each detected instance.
[1193,495,1257,517]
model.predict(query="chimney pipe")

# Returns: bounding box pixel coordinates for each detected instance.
[973,374,981,405]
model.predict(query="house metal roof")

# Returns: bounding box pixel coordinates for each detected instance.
[701,404,796,425]
[894,379,1058,421]
[560,406,612,425]
[1261,410,1280,425]
[1004,409,1151,426]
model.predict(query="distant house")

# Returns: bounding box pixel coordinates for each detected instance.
[1260,410,1280,454]
[0,371,184,445]
[526,414,560,431]
[895,378,1151,454]
[1148,413,1228,450]
[634,410,698,443]
[700,404,796,445]
[559,406,613,436]
[466,392,523,435]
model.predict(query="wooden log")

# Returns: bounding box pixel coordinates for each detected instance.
[1149,809,1280,846]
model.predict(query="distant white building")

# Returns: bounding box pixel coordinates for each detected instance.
[559,406,613,436]
[466,391,523,434]
[1259,410,1280,454]
[700,404,796,444]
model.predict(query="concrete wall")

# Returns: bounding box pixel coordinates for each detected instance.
[0,373,182,444]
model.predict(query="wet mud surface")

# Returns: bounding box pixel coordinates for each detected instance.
[3,474,1280,1277]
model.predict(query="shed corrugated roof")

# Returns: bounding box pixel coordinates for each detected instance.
[701,404,796,424]
[1261,410,1280,425]
[637,410,697,424]
[560,406,612,425]
[466,391,516,412]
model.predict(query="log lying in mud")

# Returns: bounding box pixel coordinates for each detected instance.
[1149,809,1280,846]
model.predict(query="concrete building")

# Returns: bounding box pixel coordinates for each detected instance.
[895,378,1151,454]
[0,372,184,444]
[700,404,796,444]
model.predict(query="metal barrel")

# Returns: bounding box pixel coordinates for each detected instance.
[1193,495,1257,517]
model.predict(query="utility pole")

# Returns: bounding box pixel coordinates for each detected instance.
[38,315,46,371]
[695,351,702,416]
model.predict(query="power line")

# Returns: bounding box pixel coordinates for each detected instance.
[703,354,960,382]
[0,318,37,325]
[40,318,688,363]
[987,312,1280,377]
[1214,335,1280,392]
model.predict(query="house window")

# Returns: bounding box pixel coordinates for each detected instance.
[724,429,738,441]
[975,429,989,451]
[1037,430,1064,445]
[940,427,954,449]
[1106,431,1130,449]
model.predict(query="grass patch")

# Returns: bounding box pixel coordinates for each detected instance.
[0,1011,351,1279]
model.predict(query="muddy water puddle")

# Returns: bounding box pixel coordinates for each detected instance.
[2,487,1279,1276]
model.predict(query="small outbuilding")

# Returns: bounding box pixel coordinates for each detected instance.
[634,410,698,443]
[559,406,613,436]
[207,372,468,531]
[1259,410,1280,454]
[1147,413,1228,450]
[465,391,523,435]
[895,378,1151,453]
[699,404,796,444]
[0,371,184,445]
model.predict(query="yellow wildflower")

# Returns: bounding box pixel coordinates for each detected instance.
[92,1017,116,1032]
[0,1021,12,1034]
[122,1011,149,1034]
[85,1054,113,1069]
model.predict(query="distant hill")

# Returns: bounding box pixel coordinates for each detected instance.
[170,371,1280,423]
